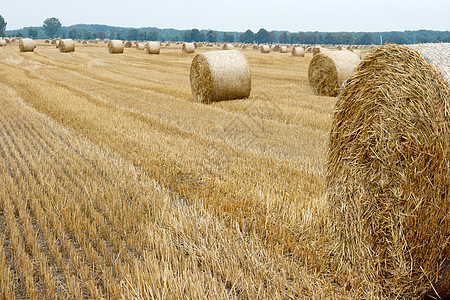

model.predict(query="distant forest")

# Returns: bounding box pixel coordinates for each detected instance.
[5,23,450,45]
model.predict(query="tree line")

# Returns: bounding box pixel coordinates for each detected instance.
[2,16,450,45]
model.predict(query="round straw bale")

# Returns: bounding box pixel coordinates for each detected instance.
[279,46,288,53]
[193,42,198,48]
[190,50,251,104]
[56,40,60,48]
[312,46,329,56]
[182,42,195,53]
[252,44,259,50]
[124,41,132,48]
[19,38,36,52]
[5,38,11,44]
[59,39,75,53]
[81,40,87,44]
[327,44,450,299]
[11,38,16,43]
[351,49,362,59]
[135,42,145,50]
[308,50,361,96]
[292,46,305,57]
[0,39,6,47]
[44,39,49,43]
[145,41,160,54]
[222,43,234,50]
[260,45,270,53]
[108,40,124,54]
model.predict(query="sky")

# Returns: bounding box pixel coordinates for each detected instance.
[2,0,450,32]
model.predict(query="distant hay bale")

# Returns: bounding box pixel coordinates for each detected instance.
[124,41,132,48]
[327,44,450,299]
[0,39,6,47]
[82,40,87,44]
[271,44,280,52]
[182,42,195,53]
[59,39,75,53]
[292,46,305,57]
[145,41,160,54]
[312,46,329,56]
[252,44,259,50]
[11,38,16,43]
[19,38,36,52]
[308,50,361,96]
[135,42,145,50]
[108,40,124,54]
[222,43,234,50]
[5,38,11,44]
[44,39,49,43]
[279,46,288,53]
[260,45,270,53]
[190,50,251,104]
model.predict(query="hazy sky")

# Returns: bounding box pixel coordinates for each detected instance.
[2,0,449,32]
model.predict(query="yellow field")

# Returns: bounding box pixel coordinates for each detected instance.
[0,41,370,298]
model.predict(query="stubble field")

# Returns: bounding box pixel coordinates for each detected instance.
[0,41,365,299]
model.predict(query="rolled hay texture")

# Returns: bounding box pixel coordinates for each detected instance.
[182,42,195,53]
[326,44,450,299]
[56,40,60,48]
[145,41,160,54]
[5,38,11,44]
[351,49,362,59]
[260,45,270,53]
[279,46,288,53]
[308,50,361,96]
[222,43,234,50]
[292,46,305,57]
[59,39,75,53]
[313,46,328,56]
[0,39,6,47]
[19,38,36,52]
[190,50,251,104]
[136,43,145,50]
[108,40,124,54]
[124,41,132,48]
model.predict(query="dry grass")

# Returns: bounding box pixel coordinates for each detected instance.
[0,41,398,299]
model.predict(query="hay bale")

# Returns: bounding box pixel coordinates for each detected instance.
[145,41,160,54]
[292,46,305,57]
[0,39,6,47]
[312,46,329,56]
[44,39,49,43]
[260,45,270,53]
[19,38,36,52]
[327,44,450,299]
[279,46,288,53]
[182,42,195,53]
[135,42,145,50]
[190,50,251,104]
[124,41,132,48]
[81,40,87,44]
[308,50,361,96]
[5,38,11,44]
[222,43,234,50]
[351,49,362,59]
[59,39,75,53]
[108,40,124,54]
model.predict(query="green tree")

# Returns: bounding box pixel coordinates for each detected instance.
[28,28,38,39]
[278,31,288,43]
[183,30,192,42]
[43,17,61,38]
[190,29,204,42]
[83,30,92,40]
[242,29,254,43]
[304,33,318,44]
[109,31,115,39]
[323,33,335,44]
[269,31,276,43]
[170,35,178,42]
[91,32,97,39]
[16,32,23,37]
[288,33,298,44]
[336,32,355,44]
[148,30,159,41]
[255,28,269,43]
[417,35,428,43]
[116,32,122,40]
[68,29,78,39]
[222,32,234,43]
[0,15,6,37]
[206,30,218,42]
[355,33,373,45]
[138,31,146,41]
[127,29,139,41]
[387,35,408,44]
[97,31,106,40]
[298,32,306,43]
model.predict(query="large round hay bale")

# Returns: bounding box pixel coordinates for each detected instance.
[44,39,50,43]
[308,50,361,96]
[59,39,75,53]
[145,41,160,54]
[313,46,329,56]
[279,46,288,53]
[292,46,305,57]
[327,44,450,299]
[0,39,6,47]
[56,40,60,48]
[190,50,251,104]
[124,41,132,48]
[5,38,11,44]
[108,40,124,54]
[19,38,36,52]
[351,49,362,59]
[222,43,234,50]
[136,43,145,50]
[260,45,270,53]
[182,42,195,53]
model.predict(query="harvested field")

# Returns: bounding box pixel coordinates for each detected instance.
[0,41,401,299]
